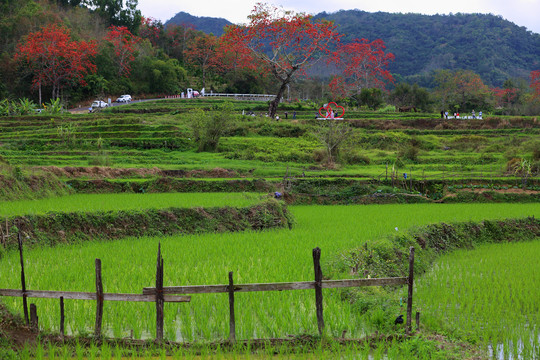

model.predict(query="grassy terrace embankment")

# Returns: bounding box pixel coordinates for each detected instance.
[0,194,291,247]
[0,98,538,179]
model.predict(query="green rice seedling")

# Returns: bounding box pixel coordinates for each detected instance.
[414,239,540,358]
[88,342,99,360]
[19,344,31,360]
[48,342,56,360]
[74,340,84,359]
[100,342,112,359]
[35,342,44,360]
[0,192,264,217]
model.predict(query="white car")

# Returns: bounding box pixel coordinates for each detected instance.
[91,100,108,109]
[116,95,132,103]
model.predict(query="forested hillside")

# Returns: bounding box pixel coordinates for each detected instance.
[169,9,540,87]
[1,1,539,114]
[316,11,540,87]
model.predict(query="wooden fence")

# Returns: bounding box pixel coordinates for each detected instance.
[0,234,416,342]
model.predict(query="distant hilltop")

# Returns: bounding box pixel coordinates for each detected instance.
[165,10,540,86]
[165,11,232,37]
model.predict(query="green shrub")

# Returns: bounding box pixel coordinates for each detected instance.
[313,148,327,163]
[342,151,371,165]
[398,145,419,162]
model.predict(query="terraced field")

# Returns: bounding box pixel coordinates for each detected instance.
[0,98,539,359]
[0,99,537,179]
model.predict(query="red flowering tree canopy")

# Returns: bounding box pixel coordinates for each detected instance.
[492,87,519,108]
[328,38,394,98]
[105,25,141,77]
[14,23,97,99]
[531,70,540,99]
[221,3,341,117]
[139,17,163,47]
[218,27,257,74]
[184,33,220,88]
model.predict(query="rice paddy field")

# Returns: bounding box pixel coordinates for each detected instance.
[0,192,263,217]
[0,202,538,348]
[415,240,540,360]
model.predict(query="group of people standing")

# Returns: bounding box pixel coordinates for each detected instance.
[440,110,482,119]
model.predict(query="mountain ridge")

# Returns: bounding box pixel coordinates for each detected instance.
[164,11,232,36]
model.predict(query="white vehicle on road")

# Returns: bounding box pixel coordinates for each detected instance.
[115,94,132,103]
[91,100,108,109]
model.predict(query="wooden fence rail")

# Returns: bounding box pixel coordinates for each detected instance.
[0,289,190,303]
[143,277,408,295]
[1,241,415,342]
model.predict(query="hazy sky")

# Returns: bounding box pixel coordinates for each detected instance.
[137,0,540,34]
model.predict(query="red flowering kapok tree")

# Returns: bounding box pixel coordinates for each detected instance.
[218,27,257,74]
[139,17,163,47]
[222,3,341,118]
[105,25,141,77]
[14,23,97,100]
[184,33,220,89]
[328,38,394,98]
[492,87,519,108]
[531,70,540,99]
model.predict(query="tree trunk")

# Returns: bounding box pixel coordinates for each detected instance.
[268,81,288,119]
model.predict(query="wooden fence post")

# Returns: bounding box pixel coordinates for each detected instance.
[60,296,65,339]
[94,259,103,338]
[406,246,415,335]
[155,243,164,342]
[228,271,236,342]
[312,247,324,335]
[30,303,38,331]
[18,233,29,326]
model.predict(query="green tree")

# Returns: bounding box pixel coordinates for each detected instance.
[314,120,352,165]
[434,69,493,112]
[390,83,431,111]
[86,0,141,33]
[133,57,187,94]
[358,88,384,110]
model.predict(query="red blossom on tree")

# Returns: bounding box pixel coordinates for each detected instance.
[139,17,163,47]
[105,25,141,77]
[531,70,540,99]
[492,87,519,108]
[184,33,221,89]
[328,38,394,98]
[328,76,347,99]
[218,26,258,74]
[14,23,97,100]
[221,3,342,118]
